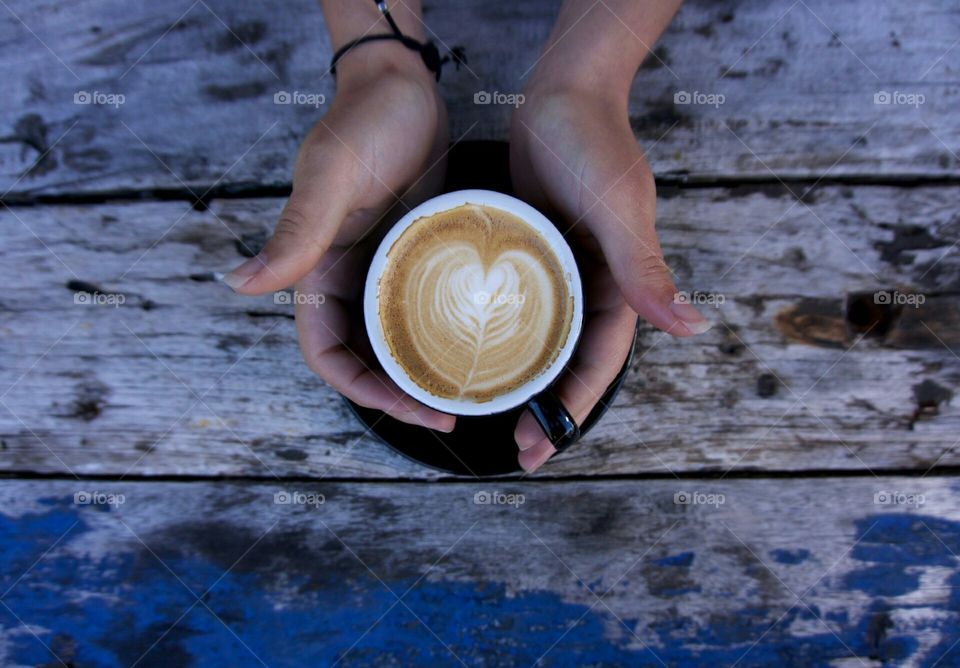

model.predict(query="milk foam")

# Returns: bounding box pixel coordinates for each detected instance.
[378,204,573,402]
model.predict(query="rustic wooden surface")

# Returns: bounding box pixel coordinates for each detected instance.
[2,186,957,478]
[1,478,959,666]
[2,0,959,665]
[2,0,959,197]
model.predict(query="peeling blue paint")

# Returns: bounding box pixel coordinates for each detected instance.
[845,514,960,598]
[851,515,957,568]
[769,548,810,565]
[650,552,695,568]
[844,563,920,597]
[1,503,959,667]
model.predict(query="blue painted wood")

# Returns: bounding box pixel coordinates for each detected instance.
[1,480,959,667]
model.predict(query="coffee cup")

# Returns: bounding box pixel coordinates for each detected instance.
[364,189,584,447]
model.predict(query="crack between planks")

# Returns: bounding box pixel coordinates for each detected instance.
[2,466,960,484]
[3,173,960,209]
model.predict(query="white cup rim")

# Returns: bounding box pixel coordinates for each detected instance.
[363,189,583,416]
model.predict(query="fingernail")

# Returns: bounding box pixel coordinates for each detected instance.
[223,254,266,290]
[523,445,556,473]
[396,408,455,433]
[432,415,456,433]
[417,409,453,432]
[515,415,543,449]
[670,301,712,335]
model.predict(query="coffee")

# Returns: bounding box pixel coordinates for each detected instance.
[377,203,574,402]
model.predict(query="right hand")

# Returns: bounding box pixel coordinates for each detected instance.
[224,47,456,432]
[508,82,709,471]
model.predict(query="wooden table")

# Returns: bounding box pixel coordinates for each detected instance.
[1,0,959,665]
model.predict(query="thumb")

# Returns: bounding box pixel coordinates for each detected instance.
[587,176,711,337]
[223,186,346,295]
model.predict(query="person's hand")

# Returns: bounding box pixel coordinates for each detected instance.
[224,46,455,432]
[509,80,710,472]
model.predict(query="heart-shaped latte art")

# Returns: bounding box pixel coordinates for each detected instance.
[379,204,573,402]
[413,244,557,395]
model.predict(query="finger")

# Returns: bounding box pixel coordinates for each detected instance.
[224,185,346,295]
[309,342,457,433]
[519,441,556,472]
[585,163,711,337]
[294,254,455,432]
[223,133,356,295]
[515,297,636,471]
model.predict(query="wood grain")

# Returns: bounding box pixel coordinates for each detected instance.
[1,477,959,666]
[3,1,958,662]
[1,186,957,478]
[1,0,958,196]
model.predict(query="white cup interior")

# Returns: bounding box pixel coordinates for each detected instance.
[363,189,583,416]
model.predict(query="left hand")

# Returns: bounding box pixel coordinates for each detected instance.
[509,83,710,472]
[224,50,455,432]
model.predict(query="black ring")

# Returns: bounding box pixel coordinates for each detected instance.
[526,389,580,453]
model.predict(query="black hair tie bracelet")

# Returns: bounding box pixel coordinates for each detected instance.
[329,0,466,82]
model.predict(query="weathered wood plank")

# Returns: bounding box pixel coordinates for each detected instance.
[1,186,957,477]
[1,0,958,195]
[1,477,959,666]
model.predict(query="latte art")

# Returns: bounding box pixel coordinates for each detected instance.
[378,204,574,402]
